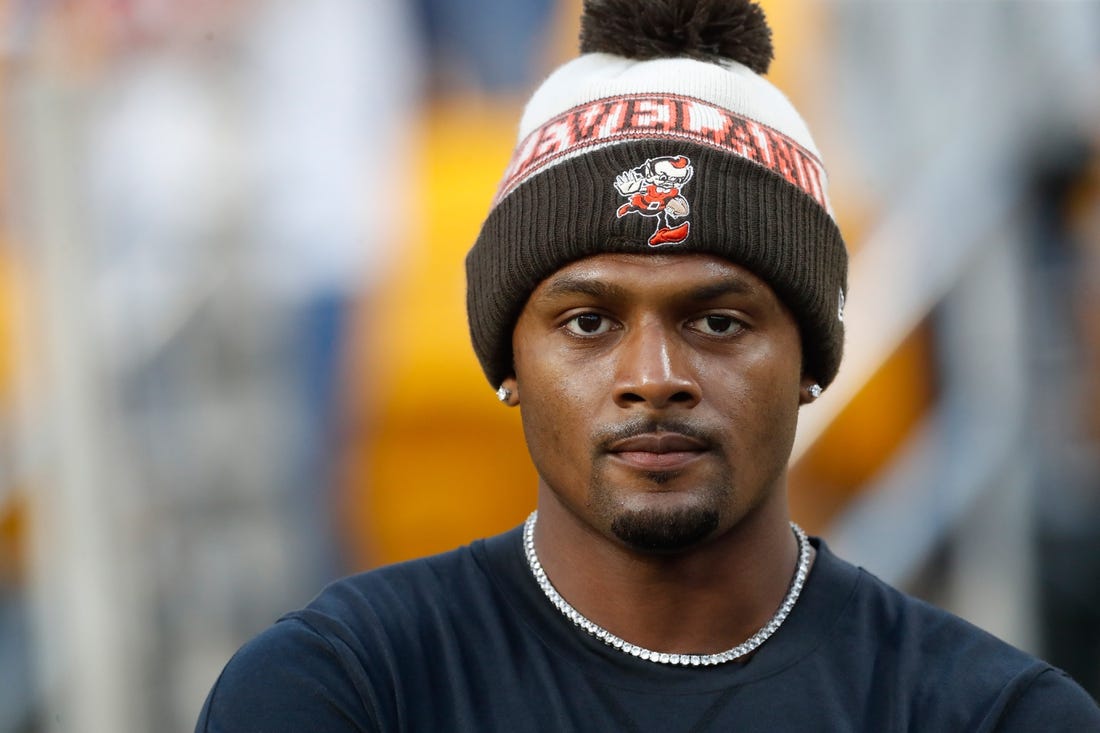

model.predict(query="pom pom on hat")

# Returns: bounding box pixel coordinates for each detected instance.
[580,0,774,73]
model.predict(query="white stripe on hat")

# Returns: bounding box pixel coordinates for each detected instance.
[497,53,832,215]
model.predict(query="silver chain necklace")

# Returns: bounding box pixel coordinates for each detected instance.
[522,510,811,667]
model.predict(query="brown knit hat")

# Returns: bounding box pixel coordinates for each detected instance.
[466,0,848,391]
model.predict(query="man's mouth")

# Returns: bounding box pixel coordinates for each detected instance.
[605,432,709,471]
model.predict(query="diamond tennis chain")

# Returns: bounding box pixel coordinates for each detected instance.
[522,510,811,666]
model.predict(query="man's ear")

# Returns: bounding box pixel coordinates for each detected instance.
[500,375,520,407]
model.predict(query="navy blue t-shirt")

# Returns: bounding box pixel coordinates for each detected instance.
[196,527,1100,731]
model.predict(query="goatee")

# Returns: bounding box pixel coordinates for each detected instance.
[610,505,720,553]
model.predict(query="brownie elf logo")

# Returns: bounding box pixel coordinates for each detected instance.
[614,155,694,247]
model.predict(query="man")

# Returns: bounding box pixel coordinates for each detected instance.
[197,1,1100,730]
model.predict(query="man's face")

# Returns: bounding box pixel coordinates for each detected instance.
[506,253,810,554]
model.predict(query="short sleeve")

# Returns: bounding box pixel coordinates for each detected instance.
[994,668,1100,732]
[195,618,377,733]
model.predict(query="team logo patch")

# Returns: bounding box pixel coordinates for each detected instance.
[614,155,694,247]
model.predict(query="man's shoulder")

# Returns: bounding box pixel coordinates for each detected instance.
[817,545,1100,728]
[832,551,1038,675]
[851,561,1032,665]
[196,530,522,733]
[314,540,483,609]
[296,530,514,640]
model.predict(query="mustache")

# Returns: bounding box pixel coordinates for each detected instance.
[592,417,720,453]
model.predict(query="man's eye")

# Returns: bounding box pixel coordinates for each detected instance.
[564,313,613,336]
[689,314,743,336]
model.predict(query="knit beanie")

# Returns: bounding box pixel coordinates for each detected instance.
[466,0,848,390]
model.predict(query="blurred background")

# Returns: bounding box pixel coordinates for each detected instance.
[0,0,1098,730]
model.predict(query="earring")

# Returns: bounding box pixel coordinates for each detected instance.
[496,385,512,403]
[808,384,823,399]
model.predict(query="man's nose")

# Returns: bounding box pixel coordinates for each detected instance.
[612,322,701,410]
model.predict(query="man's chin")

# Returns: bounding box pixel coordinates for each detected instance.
[609,505,720,553]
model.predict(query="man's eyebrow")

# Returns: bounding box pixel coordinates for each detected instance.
[539,276,625,301]
[686,277,758,302]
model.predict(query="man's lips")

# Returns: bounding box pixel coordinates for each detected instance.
[608,432,708,453]
[606,432,708,470]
